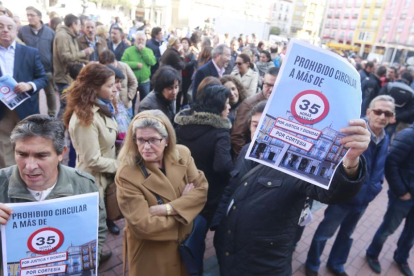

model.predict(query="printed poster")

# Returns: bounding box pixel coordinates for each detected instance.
[0,75,30,110]
[1,193,99,276]
[246,39,361,190]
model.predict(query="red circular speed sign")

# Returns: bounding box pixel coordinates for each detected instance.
[290,90,330,124]
[27,227,64,254]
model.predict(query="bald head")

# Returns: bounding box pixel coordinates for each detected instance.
[0,15,17,48]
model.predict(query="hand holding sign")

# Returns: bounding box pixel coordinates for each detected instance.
[0,203,13,225]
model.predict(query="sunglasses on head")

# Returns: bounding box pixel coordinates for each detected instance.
[371,109,394,117]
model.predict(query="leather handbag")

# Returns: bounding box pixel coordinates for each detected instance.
[140,164,206,276]
[105,182,124,221]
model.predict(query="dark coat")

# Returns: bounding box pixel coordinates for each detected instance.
[18,24,55,72]
[138,91,175,123]
[211,144,366,276]
[192,60,219,100]
[160,47,185,71]
[146,38,162,75]
[107,40,130,61]
[0,43,47,120]
[385,123,414,197]
[379,79,414,124]
[361,73,381,116]
[345,127,389,208]
[175,110,234,224]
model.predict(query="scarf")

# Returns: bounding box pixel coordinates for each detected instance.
[96,97,115,118]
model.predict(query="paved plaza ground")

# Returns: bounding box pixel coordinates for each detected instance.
[38,91,414,276]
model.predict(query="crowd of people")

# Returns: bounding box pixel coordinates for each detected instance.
[0,3,412,276]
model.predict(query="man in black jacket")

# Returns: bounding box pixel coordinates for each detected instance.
[146,27,163,76]
[211,118,370,276]
[361,66,386,117]
[107,27,129,61]
[366,124,414,276]
[18,6,55,117]
[379,71,414,137]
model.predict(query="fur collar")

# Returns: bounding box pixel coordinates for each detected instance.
[175,109,232,129]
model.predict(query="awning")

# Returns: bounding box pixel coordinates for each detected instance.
[326,42,359,51]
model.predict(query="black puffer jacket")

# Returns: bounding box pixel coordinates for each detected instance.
[211,144,366,276]
[385,123,414,197]
[138,91,175,123]
[175,109,234,225]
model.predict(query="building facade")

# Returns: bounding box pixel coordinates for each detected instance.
[291,0,327,46]
[269,0,294,36]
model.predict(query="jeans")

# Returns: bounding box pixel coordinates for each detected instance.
[306,204,366,273]
[366,191,414,264]
[56,83,69,118]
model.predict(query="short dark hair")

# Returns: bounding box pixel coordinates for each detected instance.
[238,53,254,69]
[67,63,84,80]
[106,65,125,80]
[366,61,374,69]
[376,66,387,77]
[270,45,278,54]
[389,66,398,78]
[190,32,201,45]
[26,6,42,18]
[151,66,181,94]
[191,85,231,115]
[248,100,267,126]
[266,66,279,77]
[401,71,413,84]
[64,14,79,28]
[99,50,116,65]
[112,26,123,35]
[258,41,264,48]
[260,50,271,62]
[11,115,66,155]
[151,27,162,38]
[181,37,191,46]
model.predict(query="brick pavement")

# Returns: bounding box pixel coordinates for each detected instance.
[38,91,413,275]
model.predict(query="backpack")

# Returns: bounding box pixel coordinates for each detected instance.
[386,82,414,108]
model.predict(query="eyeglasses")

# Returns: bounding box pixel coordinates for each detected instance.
[27,14,38,18]
[236,62,244,66]
[263,82,274,88]
[371,109,394,118]
[135,138,164,146]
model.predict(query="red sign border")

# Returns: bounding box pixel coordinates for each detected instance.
[290,90,330,125]
[274,117,322,140]
[20,252,68,268]
[27,227,65,255]
[269,128,314,152]
[0,86,10,94]
[20,264,67,276]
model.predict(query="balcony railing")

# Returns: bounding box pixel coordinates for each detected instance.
[332,24,338,28]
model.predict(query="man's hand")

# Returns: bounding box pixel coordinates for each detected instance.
[137,44,144,51]
[400,193,412,201]
[148,204,177,216]
[83,47,94,55]
[0,203,13,225]
[339,119,370,177]
[137,63,143,69]
[14,82,33,93]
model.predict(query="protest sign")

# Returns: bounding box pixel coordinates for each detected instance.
[1,193,99,276]
[246,39,361,189]
[0,75,30,110]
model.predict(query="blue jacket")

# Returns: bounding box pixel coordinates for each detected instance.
[385,124,414,197]
[0,43,48,120]
[192,60,219,100]
[146,38,162,76]
[107,40,130,61]
[345,130,389,208]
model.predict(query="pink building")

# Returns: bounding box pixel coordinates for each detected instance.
[376,0,414,63]
[321,0,361,46]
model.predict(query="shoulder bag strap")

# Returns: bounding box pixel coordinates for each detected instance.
[230,164,263,195]
[140,164,164,205]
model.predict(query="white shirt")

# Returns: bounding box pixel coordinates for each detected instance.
[366,123,385,145]
[27,183,57,201]
[0,40,37,91]
[0,40,16,77]
[112,41,121,51]
[212,59,225,77]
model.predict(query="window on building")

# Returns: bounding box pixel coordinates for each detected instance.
[337,1,342,8]
[405,0,411,7]
[373,9,380,19]
[333,20,338,28]
[280,3,283,10]
[408,35,414,44]
[326,20,331,27]
[347,0,353,8]
[351,21,356,29]
[387,11,392,19]
[342,22,348,29]
[365,0,372,8]
[344,12,349,18]
[396,34,400,42]
[324,29,330,35]
[339,31,345,39]
[363,10,369,19]
[328,10,333,18]
[384,21,390,32]
[361,21,366,28]
[391,0,396,7]
[397,22,404,32]
[348,32,354,40]
[376,0,382,8]
[286,6,289,12]
[355,1,361,7]
[401,11,407,19]
[335,11,341,18]
[284,14,287,21]
[380,34,387,43]
[371,20,378,30]
[330,0,335,8]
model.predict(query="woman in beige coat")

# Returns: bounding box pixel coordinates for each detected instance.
[63,63,121,237]
[231,53,259,97]
[116,110,208,276]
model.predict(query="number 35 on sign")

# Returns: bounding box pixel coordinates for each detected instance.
[27,227,64,254]
[290,90,330,125]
